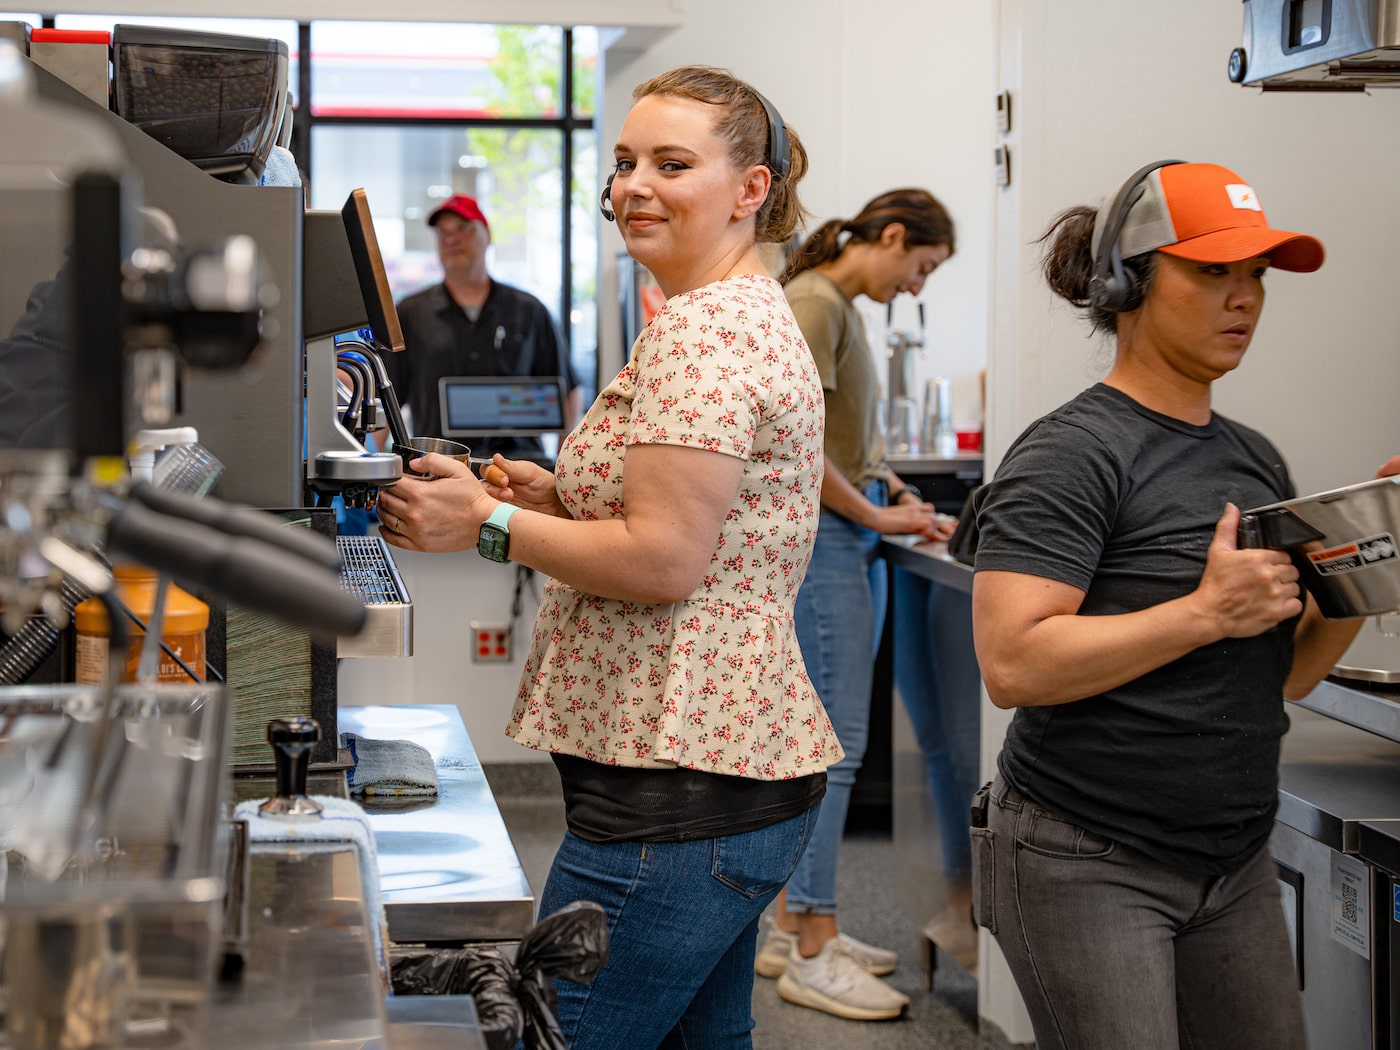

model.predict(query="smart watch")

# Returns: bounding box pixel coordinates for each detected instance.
[477,503,520,563]
[894,484,924,505]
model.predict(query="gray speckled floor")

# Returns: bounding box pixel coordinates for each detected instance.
[486,764,1023,1050]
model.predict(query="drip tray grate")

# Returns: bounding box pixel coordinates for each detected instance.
[337,536,413,658]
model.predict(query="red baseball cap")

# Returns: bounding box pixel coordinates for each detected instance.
[428,194,490,232]
[1114,162,1323,272]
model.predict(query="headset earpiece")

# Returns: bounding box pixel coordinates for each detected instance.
[1089,159,1186,314]
[600,171,616,223]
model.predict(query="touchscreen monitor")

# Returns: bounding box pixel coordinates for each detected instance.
[438,376,568,437]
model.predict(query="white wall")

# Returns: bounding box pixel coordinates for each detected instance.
[599,1,997,428]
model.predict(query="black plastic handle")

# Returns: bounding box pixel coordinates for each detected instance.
[129,482,343,573]
[107,500,366,638]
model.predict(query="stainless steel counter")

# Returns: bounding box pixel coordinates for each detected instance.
[1295,676,1400,745]
[338,704,534,944]
[885,452,984,475]
[1278,706,1400,849]
[881,536,974,593]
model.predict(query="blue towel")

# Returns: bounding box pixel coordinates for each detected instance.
[258,145,302,187]
[234,795,388,983]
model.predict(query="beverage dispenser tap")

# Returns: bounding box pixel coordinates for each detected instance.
[257,716,324,819]
[884,302,927,453]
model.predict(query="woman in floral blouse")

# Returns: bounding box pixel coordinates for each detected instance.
[377,65,836,1049]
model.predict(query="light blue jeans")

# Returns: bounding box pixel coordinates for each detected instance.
[891,567,981,884]
[786,482,887,913]
[538,808,819,1049]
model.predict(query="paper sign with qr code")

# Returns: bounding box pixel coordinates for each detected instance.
[1332,853,1370,959]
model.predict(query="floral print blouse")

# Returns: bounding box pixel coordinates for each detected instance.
[506,273,843,779]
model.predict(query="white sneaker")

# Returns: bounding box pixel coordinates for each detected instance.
[755,917,898,978]
[833,931,898,977]
[755,918,795,978]
[776,939,910,1021]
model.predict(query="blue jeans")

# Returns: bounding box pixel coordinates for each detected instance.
[786,483,887,913]
[892,568,981,883]
[978,775,1305,1050]
[539,808,818,1050]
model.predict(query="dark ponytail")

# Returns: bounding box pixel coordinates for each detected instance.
[1039,204,1158,336]
[780,188,955,285]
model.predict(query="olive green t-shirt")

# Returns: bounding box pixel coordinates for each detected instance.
[783,270,886,487]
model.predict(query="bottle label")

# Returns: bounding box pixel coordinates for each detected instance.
[74,631,206,684]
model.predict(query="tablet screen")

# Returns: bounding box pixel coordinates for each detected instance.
[438,376,567,437]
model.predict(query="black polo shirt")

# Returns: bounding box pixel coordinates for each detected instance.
[384,280,576,460]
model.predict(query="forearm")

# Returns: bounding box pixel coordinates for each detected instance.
[975,582,1221,708]
[505,510,711,604]
[818,455,876,525]
[1284,597,1363,700]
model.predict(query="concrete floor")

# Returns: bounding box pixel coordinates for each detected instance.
[486,764,1022,1050]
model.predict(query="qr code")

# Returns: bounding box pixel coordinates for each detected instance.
[1342,881,1359,924]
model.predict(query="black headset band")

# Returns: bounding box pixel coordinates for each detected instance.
[1092,158,1187,288]
[750,87,791,181]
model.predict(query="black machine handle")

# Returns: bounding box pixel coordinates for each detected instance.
[128,482,344,573]
[107,499,367,639]
[1236,507,1327,551]
[268,716,320,800]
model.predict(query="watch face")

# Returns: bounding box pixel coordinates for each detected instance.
[478,523,510,563]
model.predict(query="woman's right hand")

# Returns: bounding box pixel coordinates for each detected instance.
[870,498,942,540]
[479,454,570,517]
[1194,503,1303,638]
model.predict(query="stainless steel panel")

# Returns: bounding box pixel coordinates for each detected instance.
[338,705,535,943]
[1241,0,1400,87]
[1270,821,1375,1050]
[32,62,305,508]
[338,537,413,659]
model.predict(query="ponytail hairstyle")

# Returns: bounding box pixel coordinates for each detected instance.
[1038,204,1159,336]
[780,188,955,285]
[631,65,810,244]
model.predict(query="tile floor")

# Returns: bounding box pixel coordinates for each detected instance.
[486,765,1022,1050]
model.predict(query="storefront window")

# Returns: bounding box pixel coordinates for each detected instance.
[309,22,561,118]
[0,13,39,26]
[572,27,597,119]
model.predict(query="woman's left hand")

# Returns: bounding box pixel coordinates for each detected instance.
[1376,455,1400,480]
[376,453,498,553]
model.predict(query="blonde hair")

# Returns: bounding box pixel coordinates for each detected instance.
[631,65,810,243]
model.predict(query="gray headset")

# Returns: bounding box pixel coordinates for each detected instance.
[1088,159,1185,313]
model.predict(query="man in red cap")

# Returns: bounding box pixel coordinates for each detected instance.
[382,193,581,462]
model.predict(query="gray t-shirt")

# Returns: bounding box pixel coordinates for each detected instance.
[975,383,1298,875]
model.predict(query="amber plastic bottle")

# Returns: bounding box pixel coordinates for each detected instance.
[74,565,208,684]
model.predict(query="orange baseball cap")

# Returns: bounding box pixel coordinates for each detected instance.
[1116,162,1323,272]
[429,194,490,232]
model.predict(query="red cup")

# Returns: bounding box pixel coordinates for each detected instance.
[955,429,983,452]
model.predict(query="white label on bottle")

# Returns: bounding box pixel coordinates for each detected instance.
[74,633,109,685]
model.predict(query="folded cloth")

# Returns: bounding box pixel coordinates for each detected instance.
[258,144,302,187]
[340,732,439,798]
[233,795,388,983]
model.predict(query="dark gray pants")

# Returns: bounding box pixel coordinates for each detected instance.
[974,775,1306,1050]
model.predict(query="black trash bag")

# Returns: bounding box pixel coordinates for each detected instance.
[514,900,611,1050]
[390,945,523,1050]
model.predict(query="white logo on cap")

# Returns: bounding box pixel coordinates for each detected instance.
[1227,184,1262,212]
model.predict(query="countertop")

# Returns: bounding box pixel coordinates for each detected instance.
[885,452,984,475]
[339,704,535,944]
[881,536,974,593]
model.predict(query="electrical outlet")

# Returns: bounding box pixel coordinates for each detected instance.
[471,622,512,663]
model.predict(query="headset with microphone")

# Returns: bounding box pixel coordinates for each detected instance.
[600,87,792,222]
[1088,158,1186,313]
